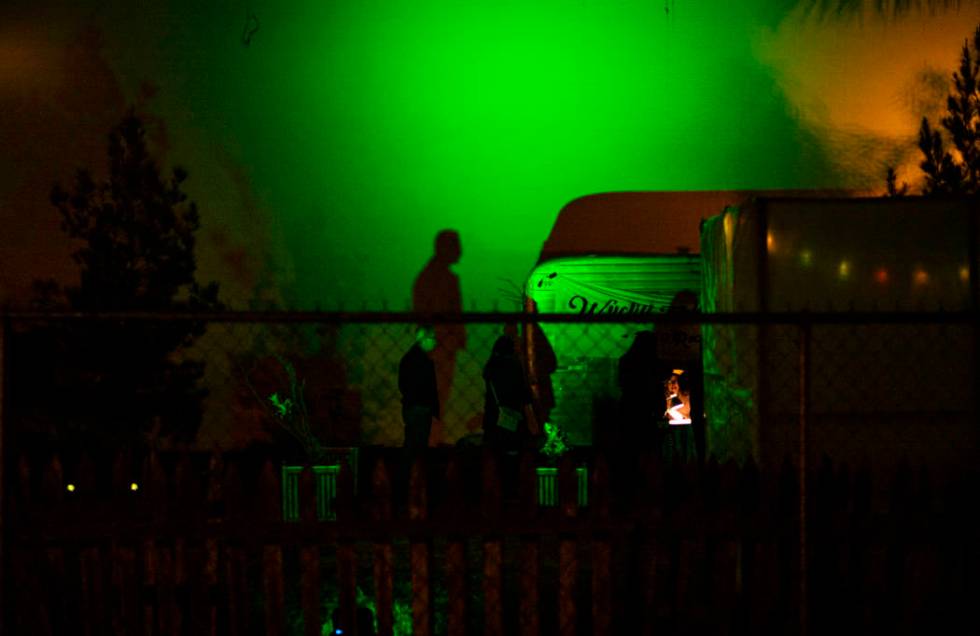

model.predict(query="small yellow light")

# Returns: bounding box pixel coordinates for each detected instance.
[799,249,813,268]
[66,483,75,492]
[130,482,139,492]
[838,260,850,280]
[960,265,970,283]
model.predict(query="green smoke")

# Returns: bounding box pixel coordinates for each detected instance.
[125,1,842,307]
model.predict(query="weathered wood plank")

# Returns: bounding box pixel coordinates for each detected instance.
[223,460,246,636]
[299,464,322,636]
[372,458,394,636]
[336,459,359,636]
[482,450,503,636]
[591,455,611,636]
[258,460,285,636]
[444,455,467,636]
[300,545,321,636]
[79,544,105,636]
[517,450,540,636]
[557,456,577,636]
[409,456,431,636]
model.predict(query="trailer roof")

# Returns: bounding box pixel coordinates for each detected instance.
[538,189,856,263]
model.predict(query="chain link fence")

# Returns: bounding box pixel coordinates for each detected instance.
[2,311,977,478]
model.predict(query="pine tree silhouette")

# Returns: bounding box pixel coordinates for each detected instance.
[14,108,221,448]
[904,25,980,195]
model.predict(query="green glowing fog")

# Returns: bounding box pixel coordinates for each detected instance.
[10,1,974,308]
[156,0,838,308]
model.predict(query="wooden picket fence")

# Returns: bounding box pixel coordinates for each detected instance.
[5,447,979,636]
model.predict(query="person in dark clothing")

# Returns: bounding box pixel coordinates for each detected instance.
[482,334,532,453]
[412,230,466,444]
[663,371,693,462]
[615,329,670,501]
[618,330,667,453]
[399,325,439,455]
[525,300,556,425]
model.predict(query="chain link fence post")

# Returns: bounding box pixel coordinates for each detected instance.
[0,313,7,634]
[969,204,980,440]
[798,319,811,636]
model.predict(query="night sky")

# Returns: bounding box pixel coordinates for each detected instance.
[2,0,978,310]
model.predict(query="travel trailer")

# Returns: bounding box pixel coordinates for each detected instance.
[523,190,826,447]
[523,251,701,447]
[524,192,978,479]
[700,195,978,476]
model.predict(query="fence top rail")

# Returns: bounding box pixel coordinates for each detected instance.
[2,309,979,325]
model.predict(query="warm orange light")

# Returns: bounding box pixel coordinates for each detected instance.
[913,269,929,285]
[766,232,775,252]
[960,265,970,283]
[874,267,889,284]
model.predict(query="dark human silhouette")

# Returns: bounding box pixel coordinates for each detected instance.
[525,299,557,426]
[618,330,665,453]
[663,371,693,461]
[412,230,466,444]
[398,325,439,456]
[615,329,669,494]
[504,320,540,438]
[659,289,705,462]
[482,334,533,453]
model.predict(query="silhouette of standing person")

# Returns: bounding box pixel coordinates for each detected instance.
[618,330,665,453]
[412,230,466,445]
[663,371,693,461]
[398,325,439,458]
[525,299,557,428]
[483,334,532,453]
[657,289,704,463]
[615,329,668,498]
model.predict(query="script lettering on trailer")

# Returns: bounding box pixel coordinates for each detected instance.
[568,294,658,316]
